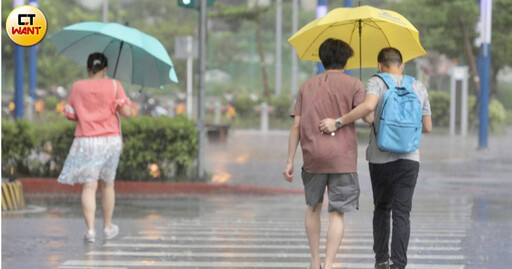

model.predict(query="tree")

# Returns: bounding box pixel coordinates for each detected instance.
[387,0,479,90]
[490,0,512,94]
[210,3,272,104]
[388,0,512,96]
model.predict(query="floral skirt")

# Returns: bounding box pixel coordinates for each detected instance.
[57,136,122,186]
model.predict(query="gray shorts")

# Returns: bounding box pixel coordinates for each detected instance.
[301,169,360,213]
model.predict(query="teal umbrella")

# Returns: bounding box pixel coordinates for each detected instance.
[49,22,178,88]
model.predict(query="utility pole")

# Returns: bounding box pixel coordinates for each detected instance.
[186,36,194,118]
[28,0,38,102]
[344,0,352,76]
[316,0,327,74]
[478,0,492,149]
[275,0,282,95]
[103,0,109,22]
[14,0,25,120]
[197,0,207,179]
[291,0,298,97]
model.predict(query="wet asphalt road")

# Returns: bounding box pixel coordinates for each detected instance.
[2,127,512,268]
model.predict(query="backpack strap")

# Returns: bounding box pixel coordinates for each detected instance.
[113,78,118,97]
[374,73,396,89]
[113,79,123,152]
[371,73,395,137]
[400,75,415,91]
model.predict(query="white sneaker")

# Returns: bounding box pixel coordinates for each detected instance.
[83,230,96,243]
[103,223,119,240]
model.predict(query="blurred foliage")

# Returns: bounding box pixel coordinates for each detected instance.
[489,99,506,127]
[428,91,450,127]
[428,90,506,130]
[119,116,198,180]
[44,96,60,112]
[1,120,38,176]
[506,110,512,125]
[1,116,198,181]
[386,0,478,60]
[490,0,512,87]
[2,0,196,93]
[388,0,512,94]
[232,93,257,118]
[2,0,317,101]
[272,94,293,120]
[498,82,512,109]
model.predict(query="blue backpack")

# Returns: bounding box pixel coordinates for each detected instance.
[374,73,423,153]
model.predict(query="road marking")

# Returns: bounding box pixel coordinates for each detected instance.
[103,242,462,251]
[60,196,472,269]
[122,236,462,244]
[59,265,128,269]
[152,225,468,233]
[138,230,467,237]
[157,221,471,227]
[61,260,465,269]
[87,251,464,260]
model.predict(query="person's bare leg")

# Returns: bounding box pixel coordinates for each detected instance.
[100,181,115,229]
[82,181,98,231]
[305,203,323,269]
[324,211,345,269]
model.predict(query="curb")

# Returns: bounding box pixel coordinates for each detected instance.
[19,178,304,197]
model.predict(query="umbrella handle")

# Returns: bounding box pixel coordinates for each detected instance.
[113,41,125,78]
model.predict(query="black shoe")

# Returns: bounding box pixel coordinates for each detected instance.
[390,265,404,269]
[375,261,390,269]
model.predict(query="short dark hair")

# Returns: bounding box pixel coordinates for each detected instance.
[87,52,108,75]
[319,38,354,70]
[377,47,403,67]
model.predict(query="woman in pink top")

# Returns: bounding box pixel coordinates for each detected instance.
[58,52,132,243]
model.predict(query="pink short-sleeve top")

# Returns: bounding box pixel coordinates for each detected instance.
[64,78,132,137]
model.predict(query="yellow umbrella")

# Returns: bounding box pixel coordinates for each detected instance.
[289,5,426,72]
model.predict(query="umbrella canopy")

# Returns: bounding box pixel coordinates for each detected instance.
[289,5,426,71]
[49,22,178,88]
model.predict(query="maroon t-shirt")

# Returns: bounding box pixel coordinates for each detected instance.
[291,71,365,173]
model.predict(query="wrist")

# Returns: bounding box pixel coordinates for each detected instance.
[335,117,344,129]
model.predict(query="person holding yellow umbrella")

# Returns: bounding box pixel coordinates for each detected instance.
[320,48,432,269]
[290,5,431,269]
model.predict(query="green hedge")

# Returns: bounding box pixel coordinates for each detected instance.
[272,94,293,120]
[1,120,38,177]
[232,93,257,118]
[429,91,451,127]
[1,116,198,181]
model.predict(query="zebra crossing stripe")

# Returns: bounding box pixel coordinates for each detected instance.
[137,230,467,237]
[156,222,471,228]
[86,250,465,260]
[59,265,128,269]
[59,196,471,269]
[152,226,468,233]
[103,242,462,251]
[60,260,464,268]
[122,236,462,244]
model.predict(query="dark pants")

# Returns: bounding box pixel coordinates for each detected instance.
[369,159,419,269]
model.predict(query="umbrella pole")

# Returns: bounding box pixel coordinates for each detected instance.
[113,41,125,78]
[358,19,362,81]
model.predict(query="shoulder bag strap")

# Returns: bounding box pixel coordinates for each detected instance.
[113,79,123,151]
